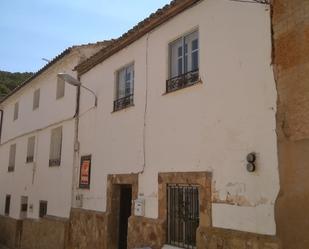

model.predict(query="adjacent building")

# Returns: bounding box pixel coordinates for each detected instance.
[0,41,111,249]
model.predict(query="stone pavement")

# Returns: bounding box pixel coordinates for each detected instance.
[0,245,10,249]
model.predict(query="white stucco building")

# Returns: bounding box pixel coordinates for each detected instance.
[0,1,281,249]
[0,42,110,220]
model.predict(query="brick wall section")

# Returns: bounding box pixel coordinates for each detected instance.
[67,208,106,249]
[0,215,22,249]
[272,0,309,248]
[20,217,68,249]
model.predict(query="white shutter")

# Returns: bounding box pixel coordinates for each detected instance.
[49,127,62,166]
[184,31,199,72]
[9,144,16,169]
[33,89,40,110]
[169,38,183,78]
[56,78,65,99]
[26,136,35,163]
[13,102,19,121]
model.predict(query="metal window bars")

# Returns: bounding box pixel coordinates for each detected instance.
[166,69,199,93]
[167,184,199,249]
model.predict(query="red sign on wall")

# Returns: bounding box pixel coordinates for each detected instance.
[79,155,91,189]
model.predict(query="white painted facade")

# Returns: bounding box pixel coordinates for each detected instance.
[77,0,279,236]
[0,45,105,219]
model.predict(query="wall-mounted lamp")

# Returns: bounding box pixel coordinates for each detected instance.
[57,73,98,107]
[246,152,256,172]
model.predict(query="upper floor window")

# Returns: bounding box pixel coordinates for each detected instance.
[114,64,134,112]
[13,102,19,121]
[56,78,65,99]
[49,126,62,167]
[167,30,199,93]
[5,195,11,216]
[26,136,35,163]
[33,89,40,110]
[8,144,16,172]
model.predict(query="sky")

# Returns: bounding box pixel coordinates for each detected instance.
[0,0,171,73]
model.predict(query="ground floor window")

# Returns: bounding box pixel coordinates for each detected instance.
[5,195,11,215]
[167,184,199,249]
[39,200,48,218]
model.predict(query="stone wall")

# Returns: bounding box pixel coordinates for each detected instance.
[67,208,106,249]
[272,0,309,248]
[127,216,165,249]
[197,227,280,249]
[0,215,22,249]
[20,216,68,249]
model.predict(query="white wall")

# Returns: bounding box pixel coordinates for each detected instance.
[78,0,279,235]
[0,52,79,219]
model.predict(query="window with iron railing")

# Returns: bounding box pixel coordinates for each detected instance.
[167,30,199,93]
[114,64,134,112]
[167,184,199,249]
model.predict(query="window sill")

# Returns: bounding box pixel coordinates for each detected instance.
[163,78,203,96]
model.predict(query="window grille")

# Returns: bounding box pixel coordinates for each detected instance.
[33,89,40,110]
[5,195,11,215]
[39,201,48,218]
[26,136,35,163]
[49,127,62,166]
[20,196,28,219]
[114,64,134,111]
[8,144,16,172]
[167,184,199,249]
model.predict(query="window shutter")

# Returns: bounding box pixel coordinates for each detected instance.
[9,144,16,170]
[13,102,19,121]
[56,78,65,99]
[33,89,40,110]
[49,127,62,166]
[26,136,35,163]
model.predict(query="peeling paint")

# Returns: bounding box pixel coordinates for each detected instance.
[212,182,269,207]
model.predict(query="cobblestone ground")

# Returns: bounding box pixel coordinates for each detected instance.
[0,245,10,249]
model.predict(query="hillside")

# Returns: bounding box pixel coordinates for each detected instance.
[0,70,34,100]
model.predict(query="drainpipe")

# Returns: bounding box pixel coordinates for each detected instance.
[0,109,3,144]
[71,83,81,209]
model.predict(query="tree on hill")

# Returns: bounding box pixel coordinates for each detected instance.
[0,70,34,99]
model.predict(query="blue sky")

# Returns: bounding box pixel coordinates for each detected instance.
[0,0,171,73]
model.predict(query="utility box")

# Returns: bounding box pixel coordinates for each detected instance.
[134,198,145,216]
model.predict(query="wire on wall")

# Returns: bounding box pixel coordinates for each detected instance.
[229,0,270,4]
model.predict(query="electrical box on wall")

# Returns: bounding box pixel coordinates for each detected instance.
[134,198,145,216]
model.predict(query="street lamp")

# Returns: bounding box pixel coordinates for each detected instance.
[57,73,98,107]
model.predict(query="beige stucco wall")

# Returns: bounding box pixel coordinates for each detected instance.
[78,0,279,235]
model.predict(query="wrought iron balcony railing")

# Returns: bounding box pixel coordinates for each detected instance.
[49,158,61,167]
[113,94,134,112]
[166,69,199,93]
[26,156,34,163]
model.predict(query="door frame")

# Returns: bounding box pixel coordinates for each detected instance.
[106,174,138,249]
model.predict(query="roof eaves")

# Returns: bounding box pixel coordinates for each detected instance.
[75,0,202,76]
